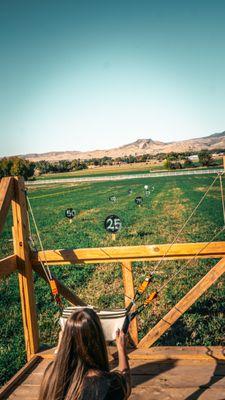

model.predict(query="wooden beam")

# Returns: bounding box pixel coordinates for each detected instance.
[35,345,225,362]
[32,264,87,306]
[31,241,225,265]
[12,177,39,360]
[0,355,41,400]
[0,177,14,236]
[0,254,17,278]
[128,346,225,361]
[122,261,138,346]
[138,257,225,348]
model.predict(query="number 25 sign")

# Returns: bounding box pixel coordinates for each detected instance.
[104,215,122,233]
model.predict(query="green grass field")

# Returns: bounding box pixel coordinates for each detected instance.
[34,161,221,181]
[35,161,164,180]
[1,173,225,386]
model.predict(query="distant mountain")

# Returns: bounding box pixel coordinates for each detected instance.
[23,131,225,161]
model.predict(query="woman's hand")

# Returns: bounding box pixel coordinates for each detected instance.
[116,329,130,380]
[116,329,127,353]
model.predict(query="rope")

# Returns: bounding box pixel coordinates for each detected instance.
[219,174,225,225]
[158,224,225,294]
[26,194,53,283]
[26,201,51,282]
[151,173,220,275]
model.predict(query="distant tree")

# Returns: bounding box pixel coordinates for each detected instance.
[140,154,151,162]
[10,157,35,179]
[58,160,71,172]
[164,158,182,170]
[156,153,165,161]
[127,155,137,163]
[35,160,52,174]
[183,158,194,168]
[0,158,13,177]
[164,159,172,169]
[93,159,100,166]
[101,156,112,166]
[198,150,213,166]
[77,162,87,170]
[172,162,182,169]
[167,152,180,161]
[71,159,78,170]
[71,159,87,171]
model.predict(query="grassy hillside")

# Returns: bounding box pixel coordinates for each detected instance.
[0,174,225,386]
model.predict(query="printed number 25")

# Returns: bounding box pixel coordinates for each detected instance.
[107,218,121,230]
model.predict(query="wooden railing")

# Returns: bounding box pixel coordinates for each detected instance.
[1,176,225,361]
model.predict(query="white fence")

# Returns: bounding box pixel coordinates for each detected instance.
[26,168,223,186]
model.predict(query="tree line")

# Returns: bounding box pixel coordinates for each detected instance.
[0,150,223,180]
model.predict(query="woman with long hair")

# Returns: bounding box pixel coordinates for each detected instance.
[38,308,131,400]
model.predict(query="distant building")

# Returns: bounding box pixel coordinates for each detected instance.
[188,155,199,162]
[212,152,224,158]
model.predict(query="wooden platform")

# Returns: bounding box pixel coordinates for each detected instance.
[1,347,225,400]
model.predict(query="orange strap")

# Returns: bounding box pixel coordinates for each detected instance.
[144,290,157,305]
[138,275,152,294]
[50,279,58,296]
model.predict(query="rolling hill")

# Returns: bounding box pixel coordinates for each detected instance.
[24,131,225,161]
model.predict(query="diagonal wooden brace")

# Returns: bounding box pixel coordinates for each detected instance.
[33,264,87,306]
[138,257,225,348]
[0,254,17,278]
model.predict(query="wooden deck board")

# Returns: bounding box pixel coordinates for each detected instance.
[1,347,225,400]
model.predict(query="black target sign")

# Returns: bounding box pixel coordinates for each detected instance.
[135,196,143,205]
[65,208,76,219]
[104,215,122,233]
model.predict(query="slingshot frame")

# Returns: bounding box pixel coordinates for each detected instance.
[1,174,225,361]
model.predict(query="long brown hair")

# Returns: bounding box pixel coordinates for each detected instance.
[38,308,109,400]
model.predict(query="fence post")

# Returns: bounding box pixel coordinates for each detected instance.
[121,261,138,346]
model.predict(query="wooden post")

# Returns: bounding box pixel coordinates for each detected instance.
[223,156,225,170]
[12,177,39,360]
[0,177,14,236]
[138,257,225,348]
[122,261,138,346]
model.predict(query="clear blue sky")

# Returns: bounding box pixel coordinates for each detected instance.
[0,0,225,156]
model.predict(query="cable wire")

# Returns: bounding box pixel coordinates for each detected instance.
[158,224,225,294]
[219,174,225,225]
[151,173,220,275]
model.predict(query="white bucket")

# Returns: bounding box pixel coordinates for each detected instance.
[59,306,126,341]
